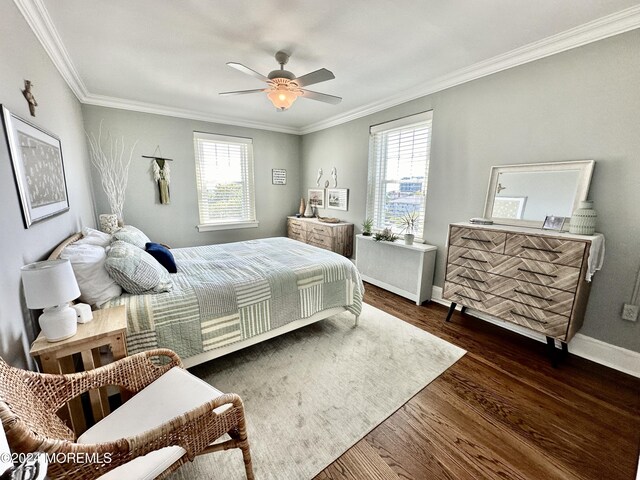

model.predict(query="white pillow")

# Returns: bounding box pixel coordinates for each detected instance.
[76,227,112,247]
[60,244,122,307]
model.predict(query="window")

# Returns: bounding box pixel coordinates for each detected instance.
[193,132,257,231]
[366,111,433,236]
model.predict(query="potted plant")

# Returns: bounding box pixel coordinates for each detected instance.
[362,217,374,236]
[398,211,419,245]
[373,228,399,242]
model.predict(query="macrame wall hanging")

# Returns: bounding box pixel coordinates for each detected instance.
[142,146,173,205]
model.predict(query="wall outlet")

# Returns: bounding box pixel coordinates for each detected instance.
[621,304,639,322]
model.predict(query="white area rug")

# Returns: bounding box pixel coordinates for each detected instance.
[170,303,466,479]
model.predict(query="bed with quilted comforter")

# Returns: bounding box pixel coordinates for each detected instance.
[99,237,364,366]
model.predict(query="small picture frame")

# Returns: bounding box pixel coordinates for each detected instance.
[542,215,565,231]
[327,188,349,211]
[1,105,69,228]
[272,168,286,185]
[308,188,325,208]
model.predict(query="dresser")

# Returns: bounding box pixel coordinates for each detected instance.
[443,223,602,356]
[287,216,354,257]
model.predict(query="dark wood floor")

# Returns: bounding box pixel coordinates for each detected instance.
[315,283,640,480]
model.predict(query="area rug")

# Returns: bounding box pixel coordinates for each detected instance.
[170,303,466,479]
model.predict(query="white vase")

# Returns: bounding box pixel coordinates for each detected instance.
[569,200,597,235]
[404,233,415,245]
[99,213,119,233]
[303,201,314,218]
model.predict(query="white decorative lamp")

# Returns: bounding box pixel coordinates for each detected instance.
[21,259,81,342]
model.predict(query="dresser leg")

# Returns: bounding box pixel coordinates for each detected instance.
[546,336,561,367]
[460,306,467,315]
[445,303,457,322]
[561,341,568,357]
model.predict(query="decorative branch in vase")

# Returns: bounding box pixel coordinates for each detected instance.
[86,121,139,226]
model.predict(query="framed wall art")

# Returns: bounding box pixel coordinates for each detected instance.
[272,168,286,185]
[327,188,348,211]
[308,188,325,208]
[1,105,69,228]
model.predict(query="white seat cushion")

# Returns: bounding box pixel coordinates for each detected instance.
[77,367,228,480]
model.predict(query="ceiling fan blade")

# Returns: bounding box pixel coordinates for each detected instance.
[226,62,269,82]
[293,68,335,87]
[301,89,342,105]
[219,88,268,96]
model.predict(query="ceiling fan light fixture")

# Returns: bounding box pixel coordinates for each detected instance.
[267,83,301,111]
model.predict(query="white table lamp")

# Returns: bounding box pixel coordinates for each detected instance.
[21,259,81,342]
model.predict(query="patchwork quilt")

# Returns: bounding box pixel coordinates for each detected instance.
[102,237,364,360]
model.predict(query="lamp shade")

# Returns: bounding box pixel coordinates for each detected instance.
[21,259,80,309]
[267,84,300,111]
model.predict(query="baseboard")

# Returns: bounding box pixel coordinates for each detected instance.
[431,286,640,378]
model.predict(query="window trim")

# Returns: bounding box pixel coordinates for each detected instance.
[197,221,259,232]
[366,111,433,240]
[193,131,257,231]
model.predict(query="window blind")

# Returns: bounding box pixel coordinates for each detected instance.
[366,111,433,236]
[193,132,256,226]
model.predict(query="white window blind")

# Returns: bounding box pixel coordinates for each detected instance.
[366,111,433,236]
[193,132,256,229]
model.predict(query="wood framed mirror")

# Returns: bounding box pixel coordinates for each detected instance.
[483,160,595,228]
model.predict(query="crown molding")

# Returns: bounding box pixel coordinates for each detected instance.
[299,5,640,134]
[16,0,640,136]
[82,93,302,135]
[13,0,89,100]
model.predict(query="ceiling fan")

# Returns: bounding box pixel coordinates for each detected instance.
[220,51,342,111]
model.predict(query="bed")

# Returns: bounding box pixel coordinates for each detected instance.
[50,234,364,368]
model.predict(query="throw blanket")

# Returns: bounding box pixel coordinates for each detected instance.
[103,237,364,360]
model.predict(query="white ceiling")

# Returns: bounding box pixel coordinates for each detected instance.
[19,0,640,134]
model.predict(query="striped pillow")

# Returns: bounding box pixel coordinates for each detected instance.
[113,225,151,249]
[105,241,173,294]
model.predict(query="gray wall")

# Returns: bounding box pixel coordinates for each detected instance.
[81,106,301,247]
[0,2,96,367]
[301,30,640,352]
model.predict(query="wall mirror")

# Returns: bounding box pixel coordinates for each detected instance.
[483,160,595,228]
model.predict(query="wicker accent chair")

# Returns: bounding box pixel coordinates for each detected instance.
[0,349,254,479]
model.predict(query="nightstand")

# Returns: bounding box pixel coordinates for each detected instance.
[29,305,127,435]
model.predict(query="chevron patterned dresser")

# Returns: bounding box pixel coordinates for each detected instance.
[443,222,602,361]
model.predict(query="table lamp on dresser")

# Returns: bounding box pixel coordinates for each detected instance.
[21,259,80,342]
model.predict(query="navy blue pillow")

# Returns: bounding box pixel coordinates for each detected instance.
[145,242,177,273]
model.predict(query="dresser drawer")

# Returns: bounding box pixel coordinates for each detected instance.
[287,219,307,242]
[446,265,505,293]
[446,266,574,316]
[492,280,574,317]
[443,282,493,306]
[288,228,305,241]
[502,258,581,293]
[447,245,507,272]
[288,218,304,230]
[444,282,569,337]
[307,233,334,250]
[505,234,586,267]
[449,226,506,253]
[306,223,334,236]
[502,302,569,338]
